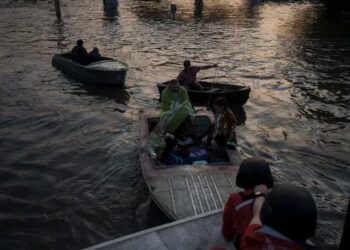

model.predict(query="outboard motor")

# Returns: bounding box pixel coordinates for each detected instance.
[236,157,274,190]
[261,184,317,243]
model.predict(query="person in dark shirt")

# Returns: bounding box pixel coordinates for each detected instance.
[240,184,317,250]
[89,47,102,63]
[71,39,88,64]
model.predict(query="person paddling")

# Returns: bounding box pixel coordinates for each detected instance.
[177,60,217,91]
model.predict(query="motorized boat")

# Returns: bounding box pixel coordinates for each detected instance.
[52,53,128,86]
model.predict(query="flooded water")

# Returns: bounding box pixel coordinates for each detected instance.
[0,0,349,249]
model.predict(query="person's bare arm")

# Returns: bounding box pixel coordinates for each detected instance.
[250,197,265,226]
[199,64,218,70]
[249,184,268,226]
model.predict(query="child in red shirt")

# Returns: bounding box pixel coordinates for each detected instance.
[221,157,274,248]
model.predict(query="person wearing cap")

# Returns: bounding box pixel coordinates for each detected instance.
[221,157,274,249]
[177,60,218,91]
[240,184,317,250]
[160,79,195,135]
[89,47,102,63]
[71,39,88,64]
[202,97,237,151]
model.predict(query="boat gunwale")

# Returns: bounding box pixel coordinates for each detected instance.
[53,54,129,73]
[139,110,234,170]
[83,209,224,250]
[157,80,251,94]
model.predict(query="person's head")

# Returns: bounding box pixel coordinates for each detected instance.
[261,184,317,243]
[92,47,99,52]
[236,157,274,190]
[77,39,84,46]
[213,97,229,113]
[183,60,191,70]
[168,79,179,92]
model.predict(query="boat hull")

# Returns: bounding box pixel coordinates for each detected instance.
[83,210,236,250]
[52,54,128,86]
[157,80,250,106]
[139,109,241,221]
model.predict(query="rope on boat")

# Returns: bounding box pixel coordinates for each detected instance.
[206,67,218,109]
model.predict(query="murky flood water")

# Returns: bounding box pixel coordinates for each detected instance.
[0,0,349,249]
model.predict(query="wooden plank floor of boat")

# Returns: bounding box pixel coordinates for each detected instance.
[144,163,240,220]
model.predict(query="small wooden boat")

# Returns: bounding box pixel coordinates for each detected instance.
[139,109,241,221]
[52,53,128,86]
[157,80,250,106]
[84,209,235,250]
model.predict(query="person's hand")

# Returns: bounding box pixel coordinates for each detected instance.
[254,184,268,194]
[165,133,176,140]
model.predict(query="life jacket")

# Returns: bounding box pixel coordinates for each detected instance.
[241,224,311,250]
[222,190,255,248]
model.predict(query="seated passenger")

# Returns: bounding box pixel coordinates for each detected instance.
[71,39,88,64]
[89,47,102,63]
[202,97,237,151]
[147,121,176,164]
[241,184,317,250]
[177,60,218,90]
[222,157,274,248]
[160,80,195,136]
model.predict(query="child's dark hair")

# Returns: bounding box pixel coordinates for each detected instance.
[214,97,229,108]
[236,157,274,190]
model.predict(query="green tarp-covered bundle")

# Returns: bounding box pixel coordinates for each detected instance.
[160,86,195,134]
